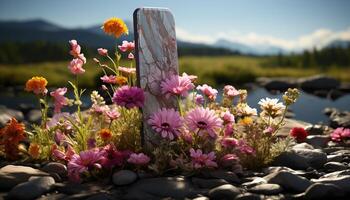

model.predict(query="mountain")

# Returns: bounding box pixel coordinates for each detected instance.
[214,39,285,55]
[326,40,350,48]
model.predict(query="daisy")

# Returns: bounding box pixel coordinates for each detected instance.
[189,148,218,169]
[160,74,195,98]
[258,97,285,118]
[148,108,183,140]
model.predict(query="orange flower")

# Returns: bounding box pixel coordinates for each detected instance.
[98,128,113,141]
[28,143,40,159]
[239,117,253,126]
[116,76,128,86]
[0,118,25,144]
[25,76,48,95]
[102,17,128,38]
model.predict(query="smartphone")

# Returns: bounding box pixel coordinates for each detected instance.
[133,7,179,147]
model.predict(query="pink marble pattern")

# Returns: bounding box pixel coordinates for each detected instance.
[134,8,179,147]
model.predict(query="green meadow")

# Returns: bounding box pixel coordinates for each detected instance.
[1,56,349,88]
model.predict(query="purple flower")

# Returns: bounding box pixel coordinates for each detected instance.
[112,86,145,109]
[190,148,218,169]
[148,108,183,140]
[67,149,103,182]
[185,107,223,138]
[100,144,129,169]
[127,153,151,165]
[160,74,195,98]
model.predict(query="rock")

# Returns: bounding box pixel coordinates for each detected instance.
[125,177,197,199]
[42,162,67,177]
[55,181,112,195]
[261,78,297,91]
[272,151,310,170]
[241,177,267,188]
[208,184,240,200]
[0,165,49,190]
[235,193,262,200]
[324,107,338,116]
[192,197,210,200]
[319,170,350,179]
[293,148,327,169]
[248,183,283,195]
[305,124,330,135]
[264,171,312,193]
[8,176,55,200]
[27,109,42,124]
[306,135,330,148]
[312,175,350,193]
[324,162,348,172]
[299,75,340,91]
[339,82,350,93]
[329,110,350,128]
[327,154,343,162]
[0,106,24,127]
[303,183,345,200]
[293,142,314,150]
[85,193,114,200]
[112,170,137,186]
[205,170,241,183]
[192,177,228,189]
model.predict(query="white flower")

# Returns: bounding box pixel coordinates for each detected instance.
[258,97,285,118]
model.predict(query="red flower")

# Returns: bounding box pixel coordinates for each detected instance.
[290,127,308,142]
[0,118,26,160]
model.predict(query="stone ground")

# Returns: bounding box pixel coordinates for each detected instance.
[0,123,350,200]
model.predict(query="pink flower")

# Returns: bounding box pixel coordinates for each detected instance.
[148,108,183,140]
[68,58,85,75]
[69,40,81,57]
[97,48,108,56]
[221,137,238,148]
[105,109,120,120]
[47,112,72,130]
[128,53,134,60]
[331,127,350,142]
[54,130,66,145]
[223,85,239,98]
[221,111,235,124]
[100,144,127,169]
[197,84,218,101]
[67,149,104,182]
[112,86,145,109]
[52,145,76,162]
[91,104,109,114]
[118,67,136,75]
[221,153,239,168]
[127,153,150,165]
[195,94,205,105]
[185,107,223,138]
[237,140,255,155]
[160,74,195,98]
[180,128,193,144]
[224,123,234,137]
[263,127,275,135]
[190,148,218,169]
[100,75,117,84]
[50,87,68,113]
[118,41,135,52]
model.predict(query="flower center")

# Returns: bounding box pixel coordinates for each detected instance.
[197,121,207,129]
[161,122,170,129]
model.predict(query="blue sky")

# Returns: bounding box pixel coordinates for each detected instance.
[1,0,350,50]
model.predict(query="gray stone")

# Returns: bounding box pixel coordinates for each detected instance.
[8,176,55,200]
[235,193,262,200]
[0,106,24,127]
[241,177,267,188]
[125,177,197,199]
[320,170,350,179]
[264,171,312,192]
[293,148,327,169]
[192,177,228,189]
[0,165,49,190]
[27,109,42,124]
[272,151,310,170]
[248,183,283,195]
[293,143,314,150]
[42,162,67,177]
[208,184,240,200]
[206,170,241,183]
[312,175,350,193]
[329,110,350,128]
[303,183,345,200]
[306,135,330,148]
[324,162,348,172]
[305,124,329,135]
[192,197,210,200]
[327,154,343,162]
[112,170,137,186]
[299,75,340,91]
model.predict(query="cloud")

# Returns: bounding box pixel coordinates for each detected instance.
[176,27,350,51]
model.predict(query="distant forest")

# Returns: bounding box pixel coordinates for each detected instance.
[1,41,350,69]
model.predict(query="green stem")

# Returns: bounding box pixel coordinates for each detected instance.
[107,55,119,76]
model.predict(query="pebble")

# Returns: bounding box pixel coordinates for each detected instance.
[235,193,262,200]
[306,135,330,148]
[206,169,241,183]
[8,176,55,200]
[192,177,228,189]
[208,184,241,200]
[327,153,343,162]
[324,162,348,172]
[113,170,137,186]
[312,175,350,193]
[272,151,310,170]
[241,177,267,188]
[42,162,67,177]
[248,183,283,195]
[264,170,312,192]
[293,148,327,169]
[302,183,345,199]
[0,165,49,190]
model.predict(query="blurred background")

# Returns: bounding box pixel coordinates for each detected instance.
[0,0,349,124]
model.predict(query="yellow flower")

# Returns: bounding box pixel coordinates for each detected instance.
[102,17,128,38]
[28,143,40,159]
[116,76,128,86]
[25,76,48,95]
[240,117,253,126]
[99,128,113,141]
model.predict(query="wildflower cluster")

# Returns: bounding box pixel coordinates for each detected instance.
[0,17,301,182]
